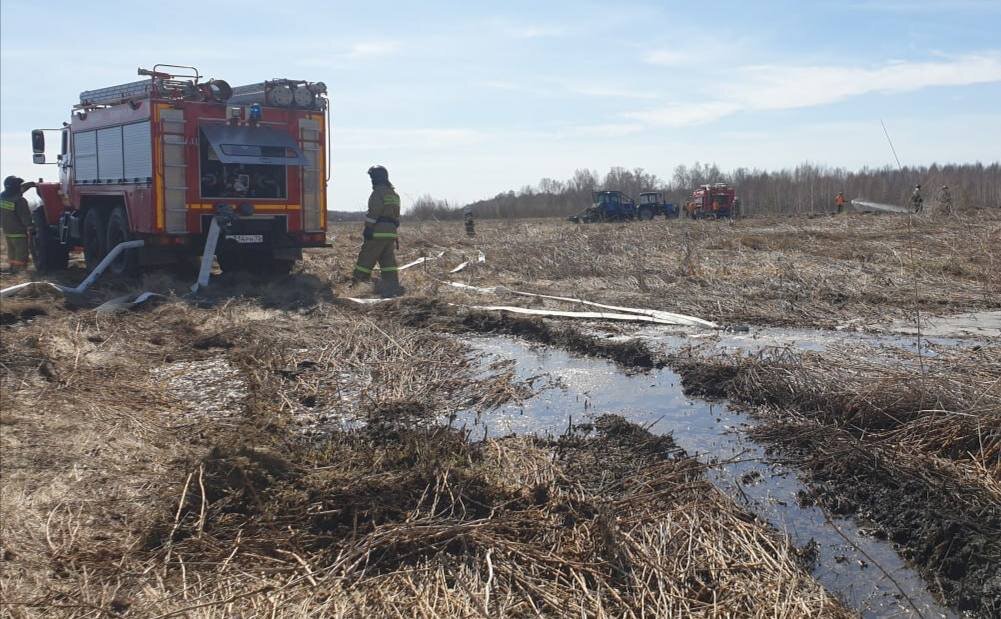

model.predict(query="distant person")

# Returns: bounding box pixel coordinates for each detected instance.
[732,196,741,219]
[352,165,404,297]
[1,176,35,274]
[938,185,953,216]
[835,192,846,214]
[464,209,476,237]
[911,185,924,213]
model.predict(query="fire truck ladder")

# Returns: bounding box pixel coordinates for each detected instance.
[159,108,189,233]
[79,80,155,107]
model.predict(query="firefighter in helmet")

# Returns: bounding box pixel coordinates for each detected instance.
[1,176,36,273]
[835,191,846,214]
[938,185,953,216]
[464,208,476,237]
[911,185,924,213]
[353,165,404,297]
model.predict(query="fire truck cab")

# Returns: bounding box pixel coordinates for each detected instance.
[685,183,737,220]
[29,65,329,275]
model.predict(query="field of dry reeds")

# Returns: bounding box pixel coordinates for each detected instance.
[2,209,999,616]
[316,209,998,329]
[1,275,845,617]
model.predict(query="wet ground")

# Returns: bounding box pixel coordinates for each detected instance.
[455,336,956,619]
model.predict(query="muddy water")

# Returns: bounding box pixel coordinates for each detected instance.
[457,336,955,619]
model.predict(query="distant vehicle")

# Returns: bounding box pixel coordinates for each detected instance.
[685,183,738,219]
[569,190,637,223]
[638,192,679,220]
[28,64,330,275]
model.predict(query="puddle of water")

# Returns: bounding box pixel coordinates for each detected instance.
[457,336,955,619]
[884,310,1001,339]
[628,324,973,358]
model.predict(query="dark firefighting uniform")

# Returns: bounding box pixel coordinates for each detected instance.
[353,183,402,287]
[911,187,924,213]
[464,211,475,237]
[0,190,32,270]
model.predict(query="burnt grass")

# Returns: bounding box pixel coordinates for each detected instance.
[156,414,699,580]
[761,424,1001,617]
[669,354,1001,617]
[371,296,665,370]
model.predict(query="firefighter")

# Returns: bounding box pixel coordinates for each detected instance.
[835,192,846,214]
[353,165,404,297]
[1,176,35,273]
[911,185,924,213]
[464,208,476,237]
[938,185,953,216]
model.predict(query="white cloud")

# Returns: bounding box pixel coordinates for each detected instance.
[625,102,742,127]
[626,52,1001,127]
[734,53,1001,111]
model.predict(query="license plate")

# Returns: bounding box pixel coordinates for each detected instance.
[230,234,263,244]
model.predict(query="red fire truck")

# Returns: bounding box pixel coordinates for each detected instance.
[684,183,738,219]
[29,64,329,275]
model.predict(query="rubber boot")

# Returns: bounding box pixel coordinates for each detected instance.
[375,273,405,298]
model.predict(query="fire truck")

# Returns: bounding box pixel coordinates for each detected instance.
[29,64,329,275]
[684,183,738,219]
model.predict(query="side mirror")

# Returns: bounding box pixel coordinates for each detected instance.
[33,153,46,164]
[31,129,45,154]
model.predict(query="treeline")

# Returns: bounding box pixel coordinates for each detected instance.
[408,162,1001,220]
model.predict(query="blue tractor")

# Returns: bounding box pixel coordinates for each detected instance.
[569,190,637,223]
[638,192,679,220]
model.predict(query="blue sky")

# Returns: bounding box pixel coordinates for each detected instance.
[2,0,1000,211]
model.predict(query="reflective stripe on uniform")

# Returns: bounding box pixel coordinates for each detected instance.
[373,232,397,239]
[353,264,373,274]
[380,266,399,272]
[0,200,14,210]
[5,233,26,238]
[382,194,400,206]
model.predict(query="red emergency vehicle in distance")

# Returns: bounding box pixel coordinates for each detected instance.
[685,183,738,219]
[29,64,329,275]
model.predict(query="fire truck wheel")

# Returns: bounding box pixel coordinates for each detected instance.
[30,208,69,273]
[82,209,108,272]
[106,207,138,277]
